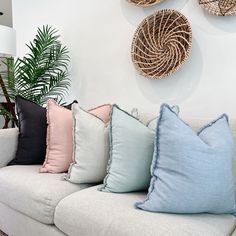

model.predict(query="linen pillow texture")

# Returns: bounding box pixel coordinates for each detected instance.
[65,103,111,184]
[40,100,74,173]
[136,104,236,215]
[100,105,155,193]
[8,96,47,165]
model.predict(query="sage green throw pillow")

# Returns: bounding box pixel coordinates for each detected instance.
[99,105,155,193]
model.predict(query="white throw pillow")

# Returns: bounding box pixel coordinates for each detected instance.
[65,104,110,184]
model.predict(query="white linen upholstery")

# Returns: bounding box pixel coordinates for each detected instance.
[0,202,65,236]
[0,165,91,224]
[55,186,236,236]
[0,128,18,167]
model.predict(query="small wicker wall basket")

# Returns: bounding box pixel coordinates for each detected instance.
[199,0,236,16]
[127,0,164,7]
[131,9,192,79]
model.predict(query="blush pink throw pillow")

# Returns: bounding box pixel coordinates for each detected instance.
[40,100,111,174]
[88,104,111,124]
[40,100,73,173]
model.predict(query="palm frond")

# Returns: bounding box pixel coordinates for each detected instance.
[0,25,70,106]
[0,104,17,124]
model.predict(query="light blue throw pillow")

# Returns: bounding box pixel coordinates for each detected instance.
[147,106,179,131]
[136,104,236,214]
[99,105,155,193]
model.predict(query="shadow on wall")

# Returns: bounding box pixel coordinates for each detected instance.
[142,0,189,15]
[120,0,145,26]
[133,38,203,104]
[120,0,189,26]
[203,12,236,33]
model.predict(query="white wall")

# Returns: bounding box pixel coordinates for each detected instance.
[12,0,236,118]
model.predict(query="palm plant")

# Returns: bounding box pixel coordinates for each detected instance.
[0,25,70,124]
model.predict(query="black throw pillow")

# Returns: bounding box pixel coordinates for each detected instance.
[8,96,77,165]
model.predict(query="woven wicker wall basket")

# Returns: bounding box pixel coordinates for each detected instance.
[127,0,164,7]
[131,9,192,79]
[199,0,236,16]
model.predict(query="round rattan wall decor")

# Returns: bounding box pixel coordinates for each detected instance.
[131,9,192,79]
[199,0,236,16]
[127,0,164,7]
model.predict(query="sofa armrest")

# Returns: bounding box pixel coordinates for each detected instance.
[0,128,18,168]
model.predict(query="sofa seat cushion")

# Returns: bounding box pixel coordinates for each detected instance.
[0,165,91,224]
[55,186,236,236]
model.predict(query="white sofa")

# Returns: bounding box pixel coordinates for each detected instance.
[1,117,236,236]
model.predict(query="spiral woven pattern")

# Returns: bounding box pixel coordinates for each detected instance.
[131,9,192,79]
[199,0,236,16]
[127,0,164,7]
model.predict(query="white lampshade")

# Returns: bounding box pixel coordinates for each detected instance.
[0,25,16,57]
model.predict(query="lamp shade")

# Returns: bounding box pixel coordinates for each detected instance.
[0,25,16,57]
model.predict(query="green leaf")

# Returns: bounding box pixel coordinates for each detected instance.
[0,104,17,124]
[0,25,71,106]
